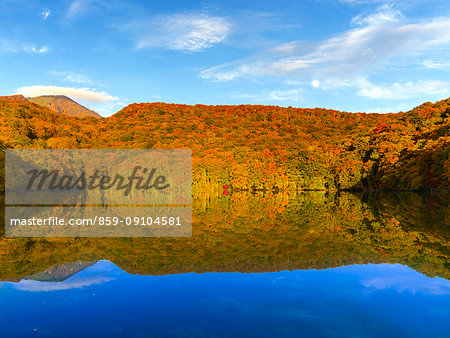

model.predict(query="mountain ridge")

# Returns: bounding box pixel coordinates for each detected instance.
[0,95,29,102]
[0,96,448,192]
[27,95,101,118]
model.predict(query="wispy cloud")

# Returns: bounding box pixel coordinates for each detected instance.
[66,0,91,18]
[232,88,303,102]
[357,79,450,99]
[200,7,450,88]
[338,0,393,4]
[7,260,121,292]
[363,102,412,114]
[0,39,19,53]
[50,71,93,84]
[66,0,109,18]
[351,4,403,26]
[40,8,51,20]
[16,85,118,104]
[338,0,446,4]
[422,60,450,69]
[23,45,50,54]
[362,275,450,295]
[133,12,231,52]
[313,77,450,99]
[11,276,113,292]
[0,40,50,54]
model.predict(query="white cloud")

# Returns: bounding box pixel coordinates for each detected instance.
[232,88,303,102]
[50,71,93,84]
[91,102,126,117]
[338,0,394,4]
[0,40,50,54]
[12,276,113,292]
[362,276,450,295]
[364,106,396,114]
[351,4,403,26]
[67,0,90,18]
[357,79,450,99]
[16,85,119,104]
[363,102,413,114]
[40,9,51,20]
[23,45,49,54]
[0,39,18,53]
[269,88,303,101]
[135,13,231,52]
[339,0,446,4]
[7,260,120,291]
[200,12,450,81]
[66,0,110,18]
[422,60,450,69]
[308,76,450,100]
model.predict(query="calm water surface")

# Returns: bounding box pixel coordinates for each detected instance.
[0,192,449,337]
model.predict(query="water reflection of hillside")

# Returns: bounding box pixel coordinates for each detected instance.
[0,191,448,280]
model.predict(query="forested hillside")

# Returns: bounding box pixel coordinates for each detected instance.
[0,97,448,192]
[0,192,448,280]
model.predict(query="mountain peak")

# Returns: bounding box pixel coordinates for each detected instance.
[27,95,101,118]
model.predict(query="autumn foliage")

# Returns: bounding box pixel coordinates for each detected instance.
[0,97,448,192]
[0,192,448,280]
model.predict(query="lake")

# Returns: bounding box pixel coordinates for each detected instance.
[0,191,449,337]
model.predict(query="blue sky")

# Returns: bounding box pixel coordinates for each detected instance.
[1,0,450,116]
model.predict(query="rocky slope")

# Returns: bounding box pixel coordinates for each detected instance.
[27,95,101,118]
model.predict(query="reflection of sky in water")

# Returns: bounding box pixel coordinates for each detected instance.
[0,262,449,337]
[4,261,119,292]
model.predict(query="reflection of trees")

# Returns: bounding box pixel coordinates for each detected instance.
[0,191,448,280]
